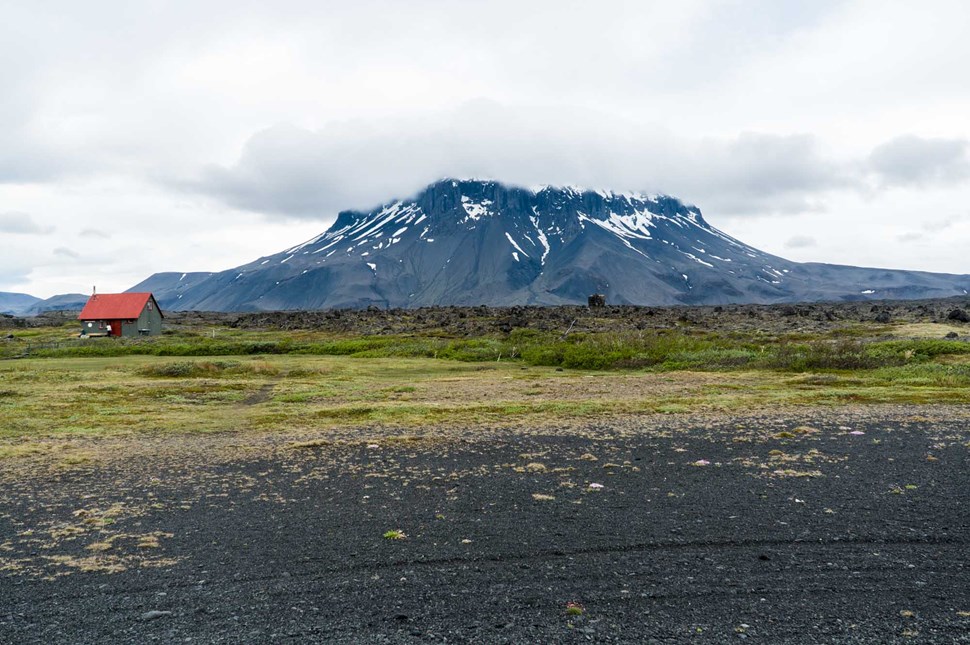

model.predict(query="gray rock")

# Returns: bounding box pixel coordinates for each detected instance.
[947,308,970,323]
[140,610,172,621]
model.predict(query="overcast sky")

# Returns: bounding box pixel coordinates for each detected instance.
[3,0,970,298]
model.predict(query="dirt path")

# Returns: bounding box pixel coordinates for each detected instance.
[241,381,278,406]
[2,407,969,643]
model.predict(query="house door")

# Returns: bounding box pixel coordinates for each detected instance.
[110,320,123,337]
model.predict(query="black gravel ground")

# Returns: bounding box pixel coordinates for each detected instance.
[2,410,970,643]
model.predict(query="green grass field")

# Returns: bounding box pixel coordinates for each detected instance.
[2,318,969,464]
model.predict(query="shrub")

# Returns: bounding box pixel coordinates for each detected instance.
[520,344,567,366]
[137,360,281,378]
[437,339,506,362]
[866,339,970,362]
[871,363,970,387]
[561,344,629,370]
[768,340,890,371]
[661,348,758,370]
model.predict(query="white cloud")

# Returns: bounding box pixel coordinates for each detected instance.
[869,136,970,187]
[0,212,54,235]
[181,103,853,219]
[896,232,923,243]
[921,214,967,231]
[785,235,817,249]
[52,247,80,259]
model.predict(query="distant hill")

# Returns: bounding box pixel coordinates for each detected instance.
[21,293,89,316]
[0,292,41,315]
[132,179,970,311]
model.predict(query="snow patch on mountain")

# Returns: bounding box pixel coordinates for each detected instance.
[505,232,529,258]
[461,196,492,221]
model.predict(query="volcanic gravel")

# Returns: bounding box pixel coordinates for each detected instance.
[2,409,969,643]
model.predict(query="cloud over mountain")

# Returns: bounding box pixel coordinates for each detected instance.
[183,102,854,221]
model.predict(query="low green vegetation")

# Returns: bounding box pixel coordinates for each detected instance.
[138,360,280,378]
[1,317,968,456]
[5,322,969,373]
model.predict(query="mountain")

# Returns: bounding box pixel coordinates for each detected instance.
[0,292,41,315]
[135,179,970,311]
[22,293,90,316]
[127,272,215,308]
[0,292,90,316]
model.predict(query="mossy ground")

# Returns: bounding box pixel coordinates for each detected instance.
[1,313,968,465]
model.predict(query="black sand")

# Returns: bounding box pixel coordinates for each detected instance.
[2,409,969,643]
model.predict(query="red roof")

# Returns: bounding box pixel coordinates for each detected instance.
[78,293,161,320]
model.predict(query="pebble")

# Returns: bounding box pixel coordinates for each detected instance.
[140,610,173,621]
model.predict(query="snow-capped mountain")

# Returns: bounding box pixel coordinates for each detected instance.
[133,179,970,311]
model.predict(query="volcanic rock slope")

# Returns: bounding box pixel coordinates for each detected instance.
[137,180,970,311]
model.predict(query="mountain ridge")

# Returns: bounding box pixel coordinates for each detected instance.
[0,292,41,316]
[128,178,969,311]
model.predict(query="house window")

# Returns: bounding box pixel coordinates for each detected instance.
[99,321,105,329]
[147,302,153,311]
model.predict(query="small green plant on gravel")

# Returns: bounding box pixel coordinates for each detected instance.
[565,601,585,616]
[383,529,407,540]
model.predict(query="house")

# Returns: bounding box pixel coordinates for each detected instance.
[78,293,163,337]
